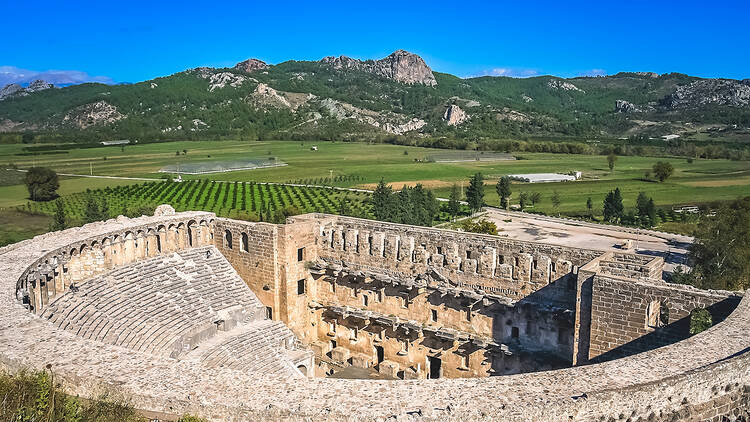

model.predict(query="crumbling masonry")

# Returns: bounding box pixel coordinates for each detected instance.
[0,208,747,421]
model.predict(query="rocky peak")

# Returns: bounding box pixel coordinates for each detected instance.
[321,49,437,86]
[234,58,268,73]
[26,79,53,92]
[443,104,468,126]
[0,80,53,101]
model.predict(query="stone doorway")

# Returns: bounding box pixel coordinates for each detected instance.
[428,355,441,379]
[375,345,384,367]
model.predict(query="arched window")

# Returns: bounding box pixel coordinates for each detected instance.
[224,230,233,249]
[241,233,249,252]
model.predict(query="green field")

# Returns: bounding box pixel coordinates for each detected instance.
[2,139,750,244]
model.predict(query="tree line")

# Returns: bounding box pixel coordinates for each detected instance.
[371,180,439,226]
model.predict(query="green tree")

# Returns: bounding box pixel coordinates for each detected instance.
[496,176,512,209]
[413,184,439,226]
[99,197,110,220]
[447,184,461,220]
[688,197,750,291]
[466,173,485,213]
[530,192,542,207]
[51,200,67,231]
[636,192,650,218]
[395,187,414,225]
[603,188,624,223]
[607,153,618,172]
[337,195,351,216]
[371,179,394,221]
[652,161,674,182]
[518,191,528,210]
[83,194,102,224]
[25,167,59,201]
[550,190,561,215]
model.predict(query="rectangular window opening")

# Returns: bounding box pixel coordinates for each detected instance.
[297,279,306,295]
[297,247,304,262]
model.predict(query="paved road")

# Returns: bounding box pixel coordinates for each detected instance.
[483,209,692,273]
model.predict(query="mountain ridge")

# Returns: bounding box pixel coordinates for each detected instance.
[0,50,748,143]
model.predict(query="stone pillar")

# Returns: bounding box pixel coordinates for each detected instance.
[30,282,40,315]
[531,255,552,285]
[397,236,414,262]
[371,232,385,257]
[55,262,65,295]
[385,234,400,261]
[445,242,460,270]
[515,253,533,282]
[344,228,358,253]
[359,230,370,255]
[479,247,497,276]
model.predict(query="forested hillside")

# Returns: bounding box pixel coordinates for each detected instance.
[1,50,749,148]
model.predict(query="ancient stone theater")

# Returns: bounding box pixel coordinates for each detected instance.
[0,205,747,420]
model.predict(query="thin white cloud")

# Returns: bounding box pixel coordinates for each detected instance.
[0,66,114,86]
[577,68,607,77]
[467,67,540,79]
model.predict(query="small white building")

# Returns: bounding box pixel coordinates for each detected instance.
[508,173,577,183]
[100,139,130,146]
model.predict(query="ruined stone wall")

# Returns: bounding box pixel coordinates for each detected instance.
[212,218,320,339]
[588,275,742,361]
[1,210,749,421]
[289,214,601,306]
[212,219,280,318]
[307,272,572,378]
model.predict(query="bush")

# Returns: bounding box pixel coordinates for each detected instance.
[0,369,144,422]
[460,219,498,235]
[689,308,712,335]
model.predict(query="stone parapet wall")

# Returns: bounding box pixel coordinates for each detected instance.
[0,210,748,421]
[588,275,742,361]
[290,214,604,306]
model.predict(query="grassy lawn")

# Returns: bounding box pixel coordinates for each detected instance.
[0,209,51,247]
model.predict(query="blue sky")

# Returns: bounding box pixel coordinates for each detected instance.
[1,0,749,84]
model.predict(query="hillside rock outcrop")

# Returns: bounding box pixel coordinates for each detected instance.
[321,49,437,86]
[63,101,125,129]
[234,58,268,73]
[547,79,585,93]
[319,98,425,134]
[443,104,468,126]
[615,100,641,113]
[665,79,750,108]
